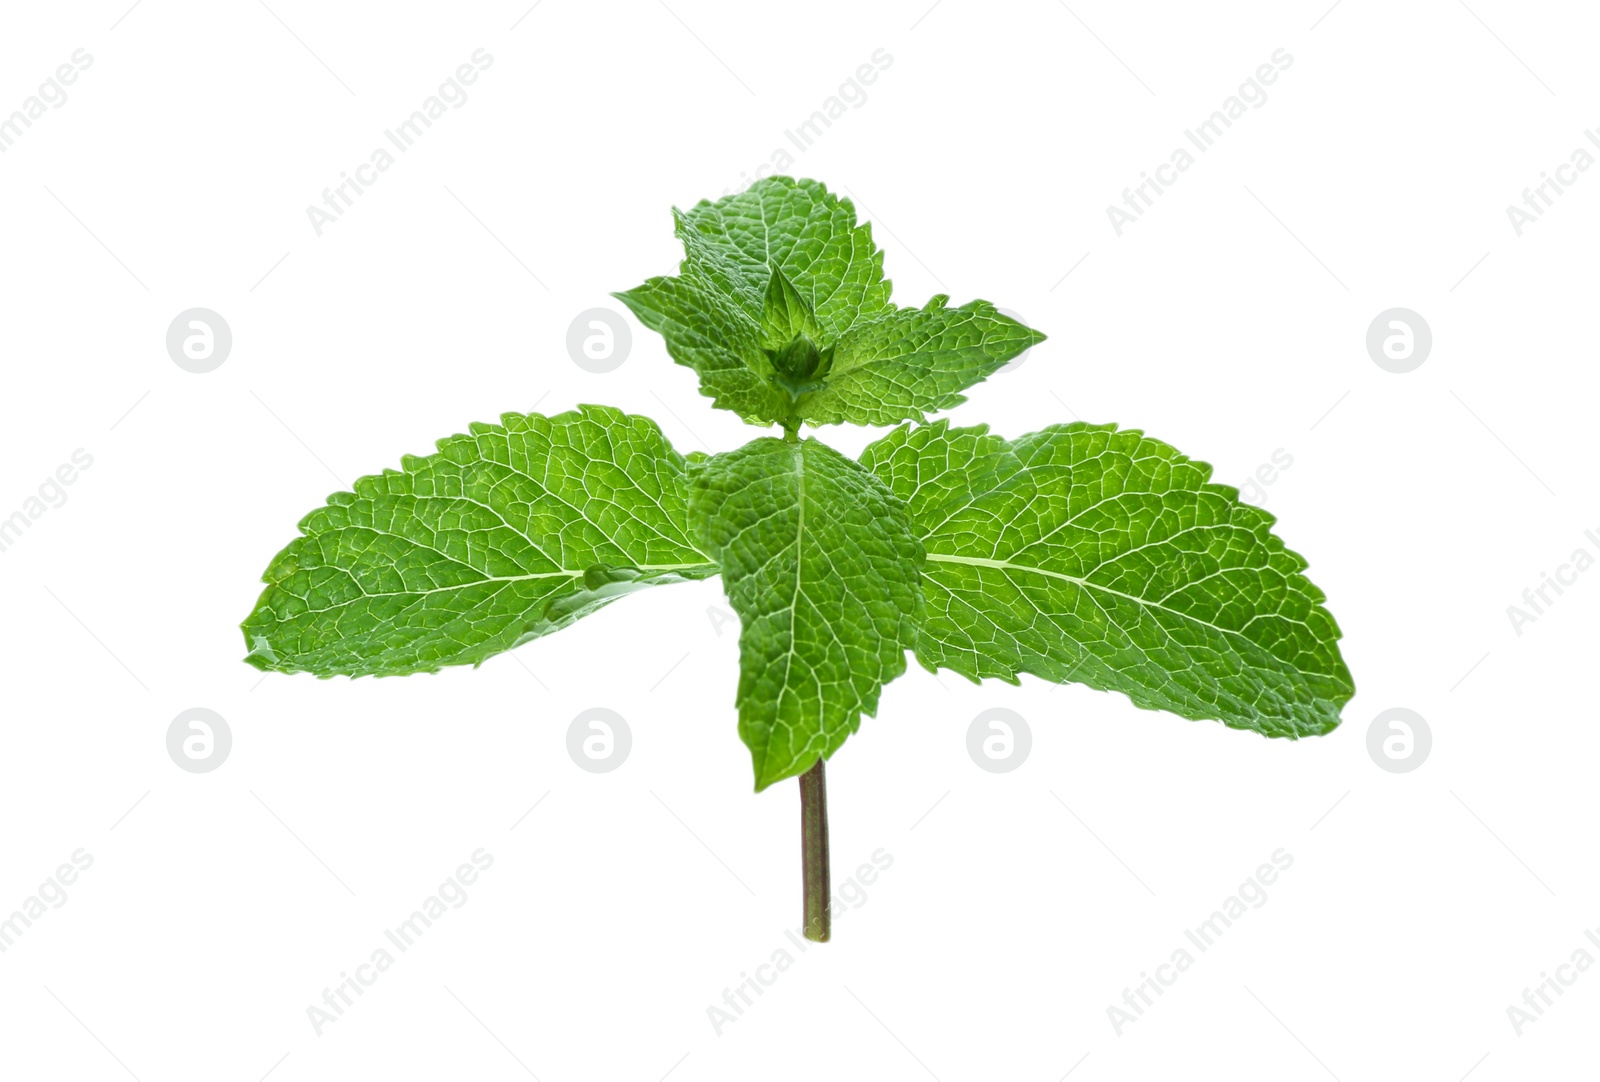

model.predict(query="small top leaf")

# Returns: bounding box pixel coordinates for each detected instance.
[860,421,1353,737]
[761,263,822,350]
[612,224,786,424]
[803,296,1043,427]
[690,437,923,790]
[616,176,1043,429]
[241,406,717,677]
[678,176,892,339]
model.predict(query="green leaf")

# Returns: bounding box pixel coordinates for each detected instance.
[690,438,923,790]
[613,223,787,424]
[803,296,1045,426]
[241,406,717,677]
[860,421,1353,737]
[616,176,1043,428]
[676,177,892,341]
[761,263,822,349]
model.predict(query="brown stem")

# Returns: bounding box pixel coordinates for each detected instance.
[800,757,830,942]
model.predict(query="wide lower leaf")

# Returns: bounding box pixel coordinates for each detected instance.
[241,405,717,677]
[690,438,923,789]
[859,421,1353,737]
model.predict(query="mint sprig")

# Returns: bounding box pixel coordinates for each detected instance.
[242,176,1353,943]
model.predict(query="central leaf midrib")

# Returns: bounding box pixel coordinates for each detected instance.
[764,440,808,781]
[335,561,719,600]
[923,550,1274,654]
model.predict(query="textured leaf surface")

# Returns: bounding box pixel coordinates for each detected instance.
[676,176,891,341]
[805,296,1044,426]
[611,224,785,423]
[691,438,923,789]
[860,422,1353,737]
[242,406,716,677]
[616,176,1042,427]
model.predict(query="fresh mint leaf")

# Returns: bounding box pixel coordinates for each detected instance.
[612,225,787,424]
[243,177,1353,946]
[761,263,822,349]
[241,406,717,677]
[803,297,1044,426]
[617,176,1042,429]
[690,438,923,790]
[860,421,1353,737]
[677,176,891,340]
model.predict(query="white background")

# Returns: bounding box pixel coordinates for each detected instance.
[1,1,1595,1078]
